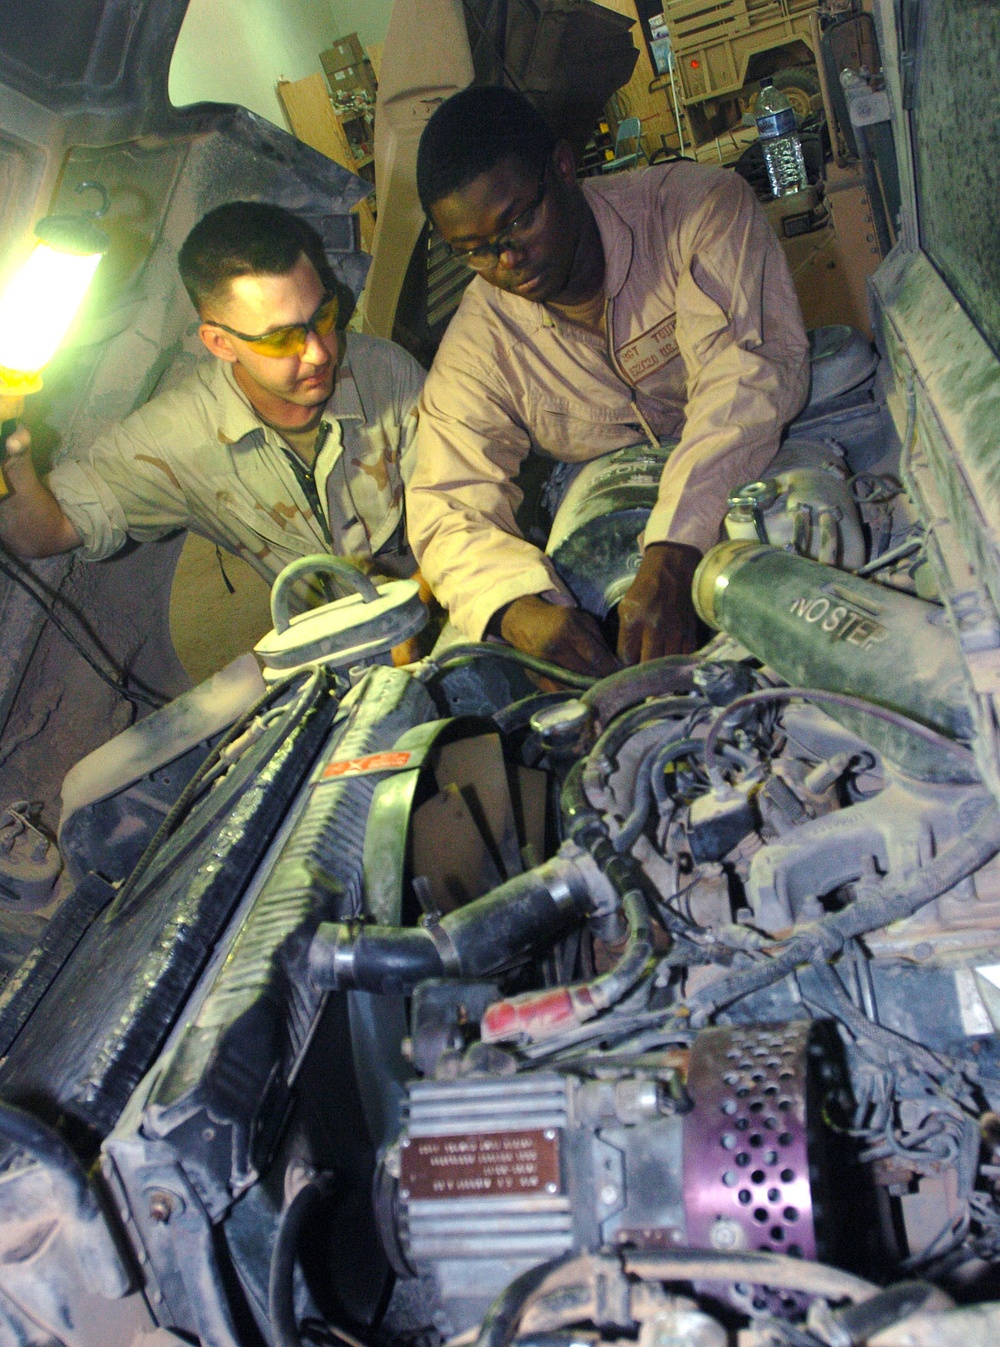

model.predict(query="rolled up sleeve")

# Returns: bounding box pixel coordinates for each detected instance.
[47,416,191,561]
[407,356,571,639]
[643,172,810,550]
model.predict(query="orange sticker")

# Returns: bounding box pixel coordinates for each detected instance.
[320,750,412,780]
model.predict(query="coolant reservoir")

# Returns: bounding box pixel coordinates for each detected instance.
[725,467,865,568]
[254,555,427,679]
[724,437,865,569]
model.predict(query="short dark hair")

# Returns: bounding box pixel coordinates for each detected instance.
[178,201,330,314]
[416,86,556,214]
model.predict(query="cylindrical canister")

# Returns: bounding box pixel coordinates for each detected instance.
[693,541,975,782]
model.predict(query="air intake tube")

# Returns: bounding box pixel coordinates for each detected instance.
[308,855,592,995]
[693,541,976,782]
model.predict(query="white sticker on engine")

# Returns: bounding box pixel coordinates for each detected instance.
[955,967,995,1035]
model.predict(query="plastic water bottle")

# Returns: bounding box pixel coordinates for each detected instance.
[755,78,808,197]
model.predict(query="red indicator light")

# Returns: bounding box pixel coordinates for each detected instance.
[690,59,700,68]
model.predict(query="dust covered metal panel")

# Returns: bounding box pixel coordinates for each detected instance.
[872,246,1000,801]
[911,0,1000,362]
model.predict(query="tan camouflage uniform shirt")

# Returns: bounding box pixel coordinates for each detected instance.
[48,332,425,592]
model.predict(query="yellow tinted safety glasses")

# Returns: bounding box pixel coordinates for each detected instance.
[206,292,339,358]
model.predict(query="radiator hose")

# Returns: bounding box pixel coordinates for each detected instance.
[478,758,658,1044]
[308,855,592,995]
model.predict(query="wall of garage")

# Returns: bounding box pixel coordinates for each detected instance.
[168,0,347,126]
[327,0,395,50]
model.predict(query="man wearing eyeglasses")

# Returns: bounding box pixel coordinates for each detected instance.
[407,86,810,673]
[0,201,425,606]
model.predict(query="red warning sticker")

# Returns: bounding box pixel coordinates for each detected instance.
[320,751,412,780]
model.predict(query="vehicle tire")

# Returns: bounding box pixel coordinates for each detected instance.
[750,65,823,123]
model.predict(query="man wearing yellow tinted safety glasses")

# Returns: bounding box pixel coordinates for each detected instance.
[0,202,426,611]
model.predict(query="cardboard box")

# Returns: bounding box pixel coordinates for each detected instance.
[325,60,377,101]
[321,34,366,75]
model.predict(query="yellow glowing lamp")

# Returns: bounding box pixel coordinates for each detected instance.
[0,181,109,399]
[0,183,108,496]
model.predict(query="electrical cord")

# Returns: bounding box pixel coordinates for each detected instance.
[269,1174,343,1347]
[684,803,1000,1022]
[0,543,164,710]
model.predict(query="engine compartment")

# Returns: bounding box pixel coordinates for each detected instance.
[2,314,1000,1347]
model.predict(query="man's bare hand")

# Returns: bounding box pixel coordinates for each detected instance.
[495,594,620,679]
[0,419,82,557]
[1,423,31,462]
[617,541,703,665]
[0,396,27,475]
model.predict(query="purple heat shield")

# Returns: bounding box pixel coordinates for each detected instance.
[682,1022,817,1264]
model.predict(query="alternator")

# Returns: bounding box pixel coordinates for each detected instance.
[376,1022,834,1336]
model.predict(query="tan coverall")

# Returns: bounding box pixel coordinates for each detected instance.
[407,161,810,639]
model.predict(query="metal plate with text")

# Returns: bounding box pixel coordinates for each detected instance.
[400,1128,562,1200]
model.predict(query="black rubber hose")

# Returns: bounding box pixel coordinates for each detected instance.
[474,1253,578,1347]
[832,1280,944,1344]
[493,691,576,734]
[588,888,653,1009]
[419,642,597,690]
[269,1175,336,1347]
[585,695,703,772]
[579,655,699,729]
[309,856,590,994]
[688,803,1000,1021]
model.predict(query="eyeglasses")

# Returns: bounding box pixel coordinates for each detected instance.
[447,166,549,270]
[204,292,339,358]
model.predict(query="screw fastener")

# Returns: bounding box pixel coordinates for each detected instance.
[147,1191,175,1224]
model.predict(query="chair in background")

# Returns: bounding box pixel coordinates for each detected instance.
[600,116,646,173]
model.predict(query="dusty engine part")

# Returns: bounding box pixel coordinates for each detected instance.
[377,1022,838,1336]
[681,1022,821,1263]
[693,540,975,781]
[254,553,427,677]
[725,466,866,570]
[544,440,677,618]
[0,801,62,908]
[724,435,866,570]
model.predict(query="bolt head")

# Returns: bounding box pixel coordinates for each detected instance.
[709,1217,745,1251]
[147,1190,175,1223]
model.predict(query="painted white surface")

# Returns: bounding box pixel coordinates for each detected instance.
[169,0,344,126]
[327,0,395,50]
